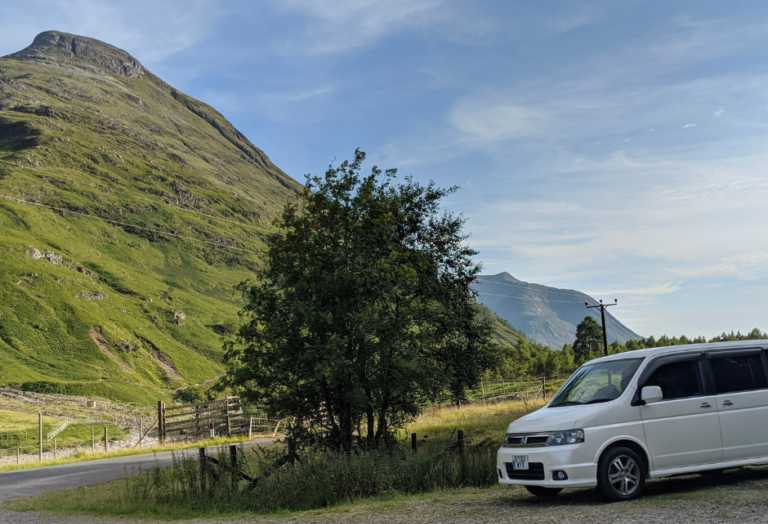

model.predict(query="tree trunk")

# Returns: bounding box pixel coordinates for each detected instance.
[340,399,353,452]
[366,406,375,446]
[375,396,389,445]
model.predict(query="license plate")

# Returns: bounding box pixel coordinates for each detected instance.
[511,455,529,470]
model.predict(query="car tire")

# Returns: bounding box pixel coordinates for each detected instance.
[525,485,563,497]
[597,446,646,501]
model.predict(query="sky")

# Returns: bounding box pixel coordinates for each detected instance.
[1,0,768,338]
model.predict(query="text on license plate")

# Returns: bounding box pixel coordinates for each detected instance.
[511,455,528,470]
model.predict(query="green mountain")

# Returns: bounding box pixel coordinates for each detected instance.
[0,31,301,403]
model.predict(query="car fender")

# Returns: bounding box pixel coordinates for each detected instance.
[592,434,652,469]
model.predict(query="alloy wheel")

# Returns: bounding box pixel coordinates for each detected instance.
[607,454,641,496]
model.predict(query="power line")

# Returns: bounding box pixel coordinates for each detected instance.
[0,193,262,256]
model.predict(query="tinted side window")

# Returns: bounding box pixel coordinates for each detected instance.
[710,354,767,394]
[645,360,702,400]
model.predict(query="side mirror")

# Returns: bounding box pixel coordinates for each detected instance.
[641,385,663,404]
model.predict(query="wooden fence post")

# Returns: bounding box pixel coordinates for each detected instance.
[248,416,253,440]
[53,437,57,459]
[230,445,239,490]
[138,417,143,445]
[457,430,466,483]
[91,425,96,452]
[103,426,108,453]
[157,401,165,444]
[541,376,546,400]
[16,447,20,465]
[198,447,207,494]
[225,398,232,437]
[38,412,43,463]
[411,432,417,453]
[195,404,201,438]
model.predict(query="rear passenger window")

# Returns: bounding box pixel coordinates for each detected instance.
[645,360,702,400]
[710,353,767,394]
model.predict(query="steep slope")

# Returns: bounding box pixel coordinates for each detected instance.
[0,31,301,403]
[474,272,640,349]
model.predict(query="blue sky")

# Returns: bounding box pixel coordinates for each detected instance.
[2,1,768,338]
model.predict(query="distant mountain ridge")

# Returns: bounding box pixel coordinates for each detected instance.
[473,272,640,349]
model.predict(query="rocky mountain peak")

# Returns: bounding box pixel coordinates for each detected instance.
[489,271,522,283]
[5,31,144,78]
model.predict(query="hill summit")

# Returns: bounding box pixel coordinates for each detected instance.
[0,32,300,403]
[6,31,145,77]
[473,273,640,349]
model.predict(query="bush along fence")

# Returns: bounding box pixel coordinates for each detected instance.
[136,429,498,513]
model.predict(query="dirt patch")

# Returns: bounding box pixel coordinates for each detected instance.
[136,335,180,382]
[87,329,131,375]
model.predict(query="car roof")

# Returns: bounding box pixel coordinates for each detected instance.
[586,339,768,366]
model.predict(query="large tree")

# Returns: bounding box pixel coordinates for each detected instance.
[573,316,603,363]
[222,150,497,451]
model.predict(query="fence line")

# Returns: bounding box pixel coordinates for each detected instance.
[0,376,568,466]
[435,375,570,406]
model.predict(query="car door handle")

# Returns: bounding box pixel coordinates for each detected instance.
[722,400,734,407]
[700,402,712,408]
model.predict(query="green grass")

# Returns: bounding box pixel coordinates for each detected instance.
[0,46,301,404]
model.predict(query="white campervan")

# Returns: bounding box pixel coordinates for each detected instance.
[497,340,768,500]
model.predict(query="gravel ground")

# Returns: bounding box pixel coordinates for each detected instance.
[5,466,768,523]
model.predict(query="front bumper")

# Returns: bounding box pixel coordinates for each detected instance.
[497,445,597,488]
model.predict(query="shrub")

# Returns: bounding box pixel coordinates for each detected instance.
[119,440,497,514]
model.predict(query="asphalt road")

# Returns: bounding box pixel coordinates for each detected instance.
[0,439,274,502]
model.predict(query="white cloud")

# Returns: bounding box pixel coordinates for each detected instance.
[589,282,682,298]
[271,0,444,55]
[449,95,551,143]
[467,151,768,285]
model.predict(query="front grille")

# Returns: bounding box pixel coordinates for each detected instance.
[504,434,549,447]
[505,462,545,480]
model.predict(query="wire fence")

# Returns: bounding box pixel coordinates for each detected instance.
[0,375,569,466]
[435,375,570,407]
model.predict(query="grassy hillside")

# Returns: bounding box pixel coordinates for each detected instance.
[0,31,301,403]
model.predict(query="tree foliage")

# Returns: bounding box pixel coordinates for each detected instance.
[221,150,498,451]
[573,316,603,363]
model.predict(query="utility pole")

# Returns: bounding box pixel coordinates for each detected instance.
[585,299,618,356]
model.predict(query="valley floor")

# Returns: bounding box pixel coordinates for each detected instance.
[6,466,768,523]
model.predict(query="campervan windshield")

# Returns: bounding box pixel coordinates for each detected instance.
[550,358,643,407]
